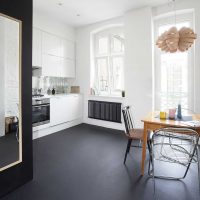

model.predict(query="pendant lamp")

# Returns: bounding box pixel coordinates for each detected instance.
[156,0,197,53]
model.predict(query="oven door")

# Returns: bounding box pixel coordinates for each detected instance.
[32,104,50,127]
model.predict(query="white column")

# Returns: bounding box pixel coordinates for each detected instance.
[124,7,153,128]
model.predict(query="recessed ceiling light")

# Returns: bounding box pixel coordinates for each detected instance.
[57,2,63,6]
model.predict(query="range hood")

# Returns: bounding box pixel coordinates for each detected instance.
[32,66,42,77]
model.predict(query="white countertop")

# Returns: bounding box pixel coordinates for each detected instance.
[47,93,81,98]
[33,93,82,99]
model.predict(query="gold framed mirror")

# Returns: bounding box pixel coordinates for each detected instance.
[0,13,22,171]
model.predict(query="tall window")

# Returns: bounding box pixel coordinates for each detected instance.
[91,27,124,96]
[154,13,194,111]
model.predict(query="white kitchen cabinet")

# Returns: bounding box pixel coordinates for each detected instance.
[33,29,76,78]
[50,97,65,126]
[50,95,82,126]
[61,39,75,59]
[42,54,60,77]
[32,28,42,67]
[42,32,61,57]
[66,95,82,121]
[60,58,75,78]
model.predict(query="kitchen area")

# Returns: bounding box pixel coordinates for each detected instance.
[32,12,83,139]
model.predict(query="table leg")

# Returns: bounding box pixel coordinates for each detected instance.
[141,123,147,175]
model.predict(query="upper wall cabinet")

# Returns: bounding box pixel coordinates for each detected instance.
[60,58,75,78]
[61,39,75,60]
[32,28,42,67]
[32,28,75,78]
[42,54,61,77]
[42,32,61,57]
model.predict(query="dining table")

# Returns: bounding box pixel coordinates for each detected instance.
[141,111,200,175]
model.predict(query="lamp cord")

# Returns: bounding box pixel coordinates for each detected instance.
[173,0,177,26]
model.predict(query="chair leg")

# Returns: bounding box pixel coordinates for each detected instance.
[182,143,198,179]
[151,149,157,200]
[147,140,152,176]
[124,139,132,164]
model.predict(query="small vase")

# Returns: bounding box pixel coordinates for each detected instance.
[52,88,55,95]
[177,104,182,119]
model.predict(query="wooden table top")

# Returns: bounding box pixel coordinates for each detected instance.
[141,111,200,128]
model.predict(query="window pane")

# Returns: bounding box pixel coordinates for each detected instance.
[112,35,124,53]
[92,27,124,96]
[98,37,108,54]
[97,58,109,92]
[112,57,123,91]
[155,19,193,111]
[160,52,188,110]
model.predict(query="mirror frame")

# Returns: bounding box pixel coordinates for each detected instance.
[0,12,22,172]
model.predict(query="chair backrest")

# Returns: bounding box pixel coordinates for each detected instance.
[152,127,199,165]
[122,106,134,136]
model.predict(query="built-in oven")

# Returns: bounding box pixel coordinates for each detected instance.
[32,97,50,127]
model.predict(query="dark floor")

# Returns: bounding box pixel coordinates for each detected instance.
[0,132,19,168]
[1,124,200,200]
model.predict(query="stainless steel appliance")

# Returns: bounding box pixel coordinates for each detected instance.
[32,97,50,127]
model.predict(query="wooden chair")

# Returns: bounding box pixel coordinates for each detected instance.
[122,106,151,164]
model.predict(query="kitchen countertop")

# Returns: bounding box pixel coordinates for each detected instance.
[48,93,81,98]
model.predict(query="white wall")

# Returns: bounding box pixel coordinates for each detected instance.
[75,17,125,130]
[124,7,153,128]
[75,0,200,130]
[0,18,5,137]
[33,11,75,41]
[152,0,200,113]
[75,10,152,129]
[4,18,20,117]
[0,17,20,137]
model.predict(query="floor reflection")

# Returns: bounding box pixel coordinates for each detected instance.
[0,132,19,168]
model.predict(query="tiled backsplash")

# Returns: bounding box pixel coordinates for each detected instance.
[32,77,74,95]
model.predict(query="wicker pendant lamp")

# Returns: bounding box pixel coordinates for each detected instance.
[156,0,197,53]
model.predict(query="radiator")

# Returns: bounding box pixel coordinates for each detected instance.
[88,100,121,123]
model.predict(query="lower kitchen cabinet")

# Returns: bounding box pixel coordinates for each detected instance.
[50,95,82,126]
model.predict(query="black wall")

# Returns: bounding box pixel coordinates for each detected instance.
[0,0,33,197]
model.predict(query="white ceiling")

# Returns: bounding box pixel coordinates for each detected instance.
[34,0,168,27]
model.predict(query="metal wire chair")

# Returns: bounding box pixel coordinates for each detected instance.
[148,127,200,199]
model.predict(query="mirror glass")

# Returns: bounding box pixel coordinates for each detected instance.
[0,13,22,171]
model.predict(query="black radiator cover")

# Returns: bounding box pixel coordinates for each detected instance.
[88,100,121,123]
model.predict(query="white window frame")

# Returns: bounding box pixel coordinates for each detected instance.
[154,12,195,111]
[91,27,124,97]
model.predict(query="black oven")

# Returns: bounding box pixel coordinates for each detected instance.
[32,98,50,127]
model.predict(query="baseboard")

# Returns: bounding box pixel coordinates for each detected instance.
[33,118,83,140]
